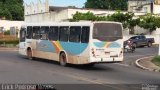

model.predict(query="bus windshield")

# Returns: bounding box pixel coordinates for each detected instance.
[93,23,123,42]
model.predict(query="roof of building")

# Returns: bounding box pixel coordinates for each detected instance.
[49,6,126,12]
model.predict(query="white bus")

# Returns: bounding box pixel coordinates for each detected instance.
[19,21,123,66]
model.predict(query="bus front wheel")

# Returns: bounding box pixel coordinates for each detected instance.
[59,53,67,66]
[27,49,33,60]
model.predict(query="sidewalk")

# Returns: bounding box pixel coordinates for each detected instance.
[0,47,18,51]
[135,56,160,72]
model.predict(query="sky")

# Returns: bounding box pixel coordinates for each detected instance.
[24,0,86,8]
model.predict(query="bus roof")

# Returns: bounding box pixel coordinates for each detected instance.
[22,21,122,27]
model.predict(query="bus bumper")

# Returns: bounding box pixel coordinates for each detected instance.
[90,57,123,63]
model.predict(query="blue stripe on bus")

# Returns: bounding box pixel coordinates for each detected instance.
[60,42,88,55]
[37,40,88,55]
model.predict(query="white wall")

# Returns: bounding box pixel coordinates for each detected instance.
[123,28,160,44]
[0,20,24,31]
[24,0,49,15]
[154,5,160,14]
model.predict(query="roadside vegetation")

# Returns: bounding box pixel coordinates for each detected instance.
[85,0,128,10]
[0,0,24,20]
[152,56,160,67]
[70,11,160,35]
[0,31,19,47]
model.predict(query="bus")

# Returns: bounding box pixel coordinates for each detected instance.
[19,21,123,66]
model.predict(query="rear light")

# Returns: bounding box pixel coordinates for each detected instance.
[119,49,123,57]
[91,48,96,57]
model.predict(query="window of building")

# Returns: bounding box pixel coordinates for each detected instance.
[59,26,69,42]
[49,26,59,41]
[26,26,32,39]
[69,26,81,43]
[32,26,40,39]
[81,27,90,43]
[144,7,148,13]
[40,26,49,40]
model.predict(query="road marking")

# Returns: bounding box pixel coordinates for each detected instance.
[0,49,18,51]
[125,54,156,58]
[114,63,129,67]
[47,70,124,90]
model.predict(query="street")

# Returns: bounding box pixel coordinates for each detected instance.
[0,46,160,90]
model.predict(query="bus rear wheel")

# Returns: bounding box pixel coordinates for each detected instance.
[27,49,33,60]
[59,53,67,66]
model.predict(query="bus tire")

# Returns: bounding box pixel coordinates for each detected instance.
[27,48,33,60]
[59,52,67,66]
[148,42,152,47]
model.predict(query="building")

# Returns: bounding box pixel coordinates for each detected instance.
[0,20,24,37]
[24,0,160,43]
[0,20,24,31]
[24,0,160,44]
[128,0,160,14]
[25,0,123,22]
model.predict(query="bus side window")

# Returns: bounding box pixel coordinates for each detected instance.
[26,26,32,39]
[40,26,49,40]
[32,26,40,39]
[20,28,26,42]
[69,26,81,43]
[81,27,90,43]
[59,26,69,42]
[49,26,58,41]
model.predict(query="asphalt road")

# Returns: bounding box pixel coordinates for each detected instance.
[0,46,160,90]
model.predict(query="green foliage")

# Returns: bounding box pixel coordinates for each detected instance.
[0,40,19,45]
[152,56,160,67]
[139,14,159,34]
[4,30,10,35]
[71,11,160,34]
[71,11,96,21]
[85,0,128,10]
[155,17,160,28]
[128,18,140,34]
[107,12,134,29]
[71,11,136,29]
[0,0,24,20]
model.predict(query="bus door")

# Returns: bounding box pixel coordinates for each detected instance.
[19,27,26,55]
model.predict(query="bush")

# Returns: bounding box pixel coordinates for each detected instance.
[152,56,160,67]
[0,39,19,46]
[4,30,10,35]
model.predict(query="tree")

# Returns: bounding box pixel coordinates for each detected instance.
[71,11,96,21]
[0,0,24,20]
[128,18,140,34]
[71,11,108,22]
[85,0,128,10]
[71,11,139,31]
[2,8,12,20]
[0,7,12,20]
[139,14,157,34]
[7,4,24,20]
[107,11,135,29]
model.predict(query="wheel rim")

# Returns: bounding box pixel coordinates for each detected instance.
[27,50,32,59]
[133,43,136,48]
[148,43,151,47]
[60,54,67,66]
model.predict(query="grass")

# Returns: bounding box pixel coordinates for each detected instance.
[152,56,160,67]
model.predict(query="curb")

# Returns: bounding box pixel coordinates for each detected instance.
[135,56,160,72]
[0,48,18,51]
